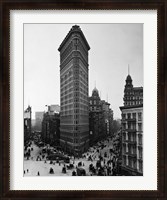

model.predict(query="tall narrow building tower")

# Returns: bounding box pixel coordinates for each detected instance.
[58,25,90,155]
[120,74,143,176]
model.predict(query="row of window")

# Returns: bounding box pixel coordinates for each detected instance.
[61,97,88,105]
[124,96,143,100]
[125,91,143,96]
[89,106,101,111]
[122,145,137,155]
[124,101,143,106]
[61,81,73,89]
[60,40,73,57]
[61,110,89,116]
[122,133,142,145]
[122,156,143,172]
[61,115,88,123]
[122,132,136,142]
[122,112,142,120]
[61,93,73,101]
[122,122,142,131]
[79,75,88,85]
[90,100,100,105]
[61,70,87,84]
[61,88,88,98]
[61,81,88,93]
[61,99,73,106]
[78,41,88,56]
[77,38,89,54]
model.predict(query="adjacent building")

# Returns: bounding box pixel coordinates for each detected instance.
[49,104,60,113]
[89,87,104,145]
[42,106,60,146]
[89,87,113,145]
[120,74,143,175]
[101,100,113,136]
[24,105,32,142]
[58,25,90,155]
[35,111,44,131]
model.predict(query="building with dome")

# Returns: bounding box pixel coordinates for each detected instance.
[58,25,90,155]
[120,74,143,175]
[89,87,113,145]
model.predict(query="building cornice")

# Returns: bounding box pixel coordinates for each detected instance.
[119,104,143,110]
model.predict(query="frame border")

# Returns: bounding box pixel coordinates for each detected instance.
[1,0,166,199]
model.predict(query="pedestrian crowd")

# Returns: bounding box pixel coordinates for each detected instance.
[24,137,121,176]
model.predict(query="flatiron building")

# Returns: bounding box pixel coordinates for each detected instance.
[58,25,90,155]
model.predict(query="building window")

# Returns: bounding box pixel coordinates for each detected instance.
[123,156,126,165]
[132,123,136,130]
[139,161,143,172]
[129,158,132,167]
[138,123,142,131]
[90,100,92,105]
[133,146,136,154]
[139,148,142,159]
[132,133,136,141]
[132,113,136,119]
[122,133,126,142]
[127,113,131,119]
[138,135,142,145]
[122,114,126,119]
[138,112,142,121]
[123,123,126,130]
[123,144,126,153]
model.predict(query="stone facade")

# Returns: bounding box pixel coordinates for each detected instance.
[58,25,90,155]
[120,74,143,175]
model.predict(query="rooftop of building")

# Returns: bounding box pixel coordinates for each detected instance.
[101,100,110,106]
[92,87,99,95]
[126,74,132,81]
[58,25,90,52]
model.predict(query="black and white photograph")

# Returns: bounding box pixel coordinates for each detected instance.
[24,23,143,177]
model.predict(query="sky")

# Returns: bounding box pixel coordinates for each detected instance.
[24,23,143,119]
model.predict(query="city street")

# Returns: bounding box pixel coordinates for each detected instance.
[24,137,119,176]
